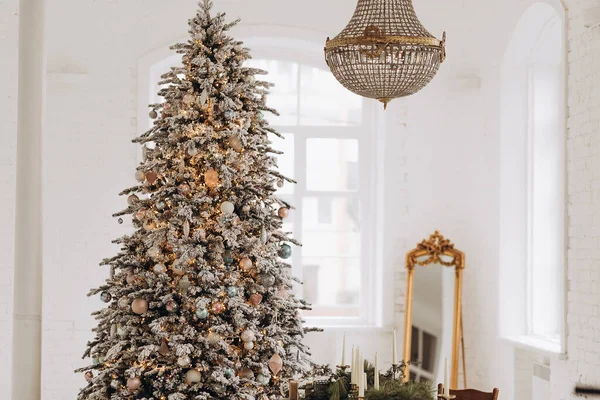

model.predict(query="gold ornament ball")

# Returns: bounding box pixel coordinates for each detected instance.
[135,208,146,220]
[183,94,195,104]
[131,298,148,315]
[208,331,221,345]
[143,220,157,231]
[228,135,243,152]
[239,257,253,271]
[127,194,139,206]
[204,169,219,188]
[135,170,145,182]
[278,207,289,219]
[127,377,141,391]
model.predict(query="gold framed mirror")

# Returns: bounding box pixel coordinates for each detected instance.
[402,231,466,388]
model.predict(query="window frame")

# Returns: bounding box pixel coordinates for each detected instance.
[499,1,567,355]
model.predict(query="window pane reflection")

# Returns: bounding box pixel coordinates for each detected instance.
[306,139,359,192]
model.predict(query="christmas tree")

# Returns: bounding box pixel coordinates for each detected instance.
[77,2,311,399]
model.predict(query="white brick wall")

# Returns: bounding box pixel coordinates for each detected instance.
[0,0,19,395]
[560,0,600,394]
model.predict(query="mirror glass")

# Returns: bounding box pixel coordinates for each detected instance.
[409,263,456,385]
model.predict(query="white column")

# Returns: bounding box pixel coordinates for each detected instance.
[11,0,45,399]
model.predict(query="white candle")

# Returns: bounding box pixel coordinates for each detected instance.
[359,372,366,397]
[374,352,380,390]
[357,353,364,396]
[351,346,356,384]
[392,329,398,365]
[444,357,449,395]
[341,333,346,366]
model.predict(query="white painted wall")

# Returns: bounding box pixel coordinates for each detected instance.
[1,0,600,399]
[0,0,19,396]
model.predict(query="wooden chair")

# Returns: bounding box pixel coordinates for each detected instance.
[438,383,499,400]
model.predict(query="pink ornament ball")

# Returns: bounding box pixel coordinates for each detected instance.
[126,272,136,285]
[249,293,263,306]
[239,257,253,271]
[131,298,148,315]
[84,371,93,382]
[145,171,158,185]
[127,377,141,391]
[278,207,289,219]
[179,183,191,194]
[211,302,225,314]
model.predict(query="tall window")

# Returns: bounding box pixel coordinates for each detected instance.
[500,2,565,351]
[146,41,380,326]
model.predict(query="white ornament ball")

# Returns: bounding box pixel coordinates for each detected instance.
[127,377,141,391]
[186,369,202,384]
[118,296,129,309]
[221,201,235,214]
[153,263,166,274]
[178,355,191,367]
[241,329,255,343]
[147,246,161,260]
[179,275,191,290]
[131,298,148,315]
[244,341,255,350]
[117,326,127,338]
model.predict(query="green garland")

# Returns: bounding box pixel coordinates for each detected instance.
[303,362,435,400]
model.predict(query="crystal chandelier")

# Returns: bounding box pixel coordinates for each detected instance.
[324,0,446,109]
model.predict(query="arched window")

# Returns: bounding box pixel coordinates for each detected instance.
[141,36,381,326]
[500,2,566,352]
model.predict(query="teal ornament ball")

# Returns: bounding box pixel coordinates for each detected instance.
[224,110,235,119]
[224,368,234,378]
[195,307,209,320]
[278,244,292,259]
[156,200,166,211]
[257,373,270,385]
[226,286,238,297]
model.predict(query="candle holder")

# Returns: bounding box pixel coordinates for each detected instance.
[336,365,350,373]
[438,395,456,400]
[391,364,400,380]
[349,384,359,400]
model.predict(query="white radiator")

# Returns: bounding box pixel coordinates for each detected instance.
[532,363,551,400]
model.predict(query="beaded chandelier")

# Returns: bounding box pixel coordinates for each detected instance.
[324,0,446,109]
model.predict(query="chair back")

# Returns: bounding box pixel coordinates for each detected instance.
[437,383,499,400]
